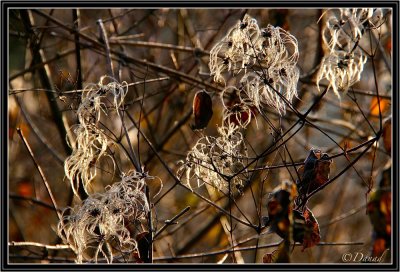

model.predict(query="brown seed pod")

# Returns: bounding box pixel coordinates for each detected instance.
[191,90,213,130]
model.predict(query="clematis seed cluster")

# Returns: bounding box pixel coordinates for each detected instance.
[317,8,384,98]
[57,171,150,263]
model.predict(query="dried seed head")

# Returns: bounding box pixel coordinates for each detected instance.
[177,123,249,194]
[209,15,299,116]
[57,170,154,263]
[64,76,129,197]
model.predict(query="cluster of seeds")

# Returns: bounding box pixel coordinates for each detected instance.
[209,14,300,117]
[64,76,128,196]
[317,8,384,98]
[178,123,249,194]
[57,171,150,263]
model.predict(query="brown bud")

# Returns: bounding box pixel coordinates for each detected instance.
[191,90,213,130]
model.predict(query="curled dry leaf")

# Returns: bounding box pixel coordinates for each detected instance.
[296,149,332,201]
[264,181,320,251]
[301,208,321,250]
[191,90,213,130]
[290,209,320,250]
[264,181,296,240]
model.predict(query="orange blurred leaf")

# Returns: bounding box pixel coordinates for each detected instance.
[370,97,389,116]
[372,238,387,257]
[17,179,34,197]
[367,166,391,258]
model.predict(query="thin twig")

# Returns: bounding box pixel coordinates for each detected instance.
[73,9,83,90]
[13,95,65,164]
[320,205,366,228]
[9,241,71,250]
[109,40,210,56]
[9,193,62,212]
[125,112,255,229]
[153,206,191,240]
[20,10,72,156]
[155,241,364,261]
[9,48,78,81]
[32,9,224,93]
[17,128,62,221]
[97,19,114,78]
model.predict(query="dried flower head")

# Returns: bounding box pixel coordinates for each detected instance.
[323,8,384,53]
[316,49,367,98]
[178,123,249,194]
[64,76,129,196]
[209,14,299,116]
[57,171,150,263]
[64,123,111,196]
[318,8,383,98]
[239,68,299,116]
[209,14,261,84]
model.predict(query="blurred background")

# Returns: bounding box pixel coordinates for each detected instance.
[8,8,392,263]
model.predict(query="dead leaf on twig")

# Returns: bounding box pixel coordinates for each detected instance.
[296,149,332,204]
